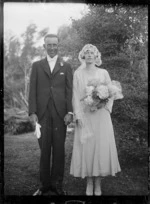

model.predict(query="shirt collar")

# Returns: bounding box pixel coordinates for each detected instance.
[47,54,58,62]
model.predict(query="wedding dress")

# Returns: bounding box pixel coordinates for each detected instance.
[70,67,121,178]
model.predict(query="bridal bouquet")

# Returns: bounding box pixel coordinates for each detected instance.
[81,79,123,112]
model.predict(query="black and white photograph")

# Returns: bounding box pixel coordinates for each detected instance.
[3,2,148,203]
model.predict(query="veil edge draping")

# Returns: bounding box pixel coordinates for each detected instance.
[72,69,94,144]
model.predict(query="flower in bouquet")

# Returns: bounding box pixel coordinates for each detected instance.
[85,85,95,96]
[95,85,109,99]
[81,80,110,112]
[107,80,124,100]
[81,79,123,112]
[84,95,94,106]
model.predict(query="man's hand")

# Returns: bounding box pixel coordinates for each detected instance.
[29,113,38,128]
[64,113,73,126]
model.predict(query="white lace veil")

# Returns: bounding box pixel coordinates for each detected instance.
[78,44,102,70]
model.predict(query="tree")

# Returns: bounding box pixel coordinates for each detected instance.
[19,23,38,102]
[71,4,148,59]
[4,23,51,111]
[57,25,83,70]
[4,34,24,110]
[71,5,130,57]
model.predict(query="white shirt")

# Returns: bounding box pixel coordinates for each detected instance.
[47,55,58,73]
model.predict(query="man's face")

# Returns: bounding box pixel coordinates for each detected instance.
[44,37,58,58]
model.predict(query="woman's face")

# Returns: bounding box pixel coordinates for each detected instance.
[84,49,96,65]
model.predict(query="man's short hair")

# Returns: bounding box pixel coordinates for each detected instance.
[44,34,59,42]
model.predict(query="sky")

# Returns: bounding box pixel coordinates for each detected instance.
[4,3,89,39]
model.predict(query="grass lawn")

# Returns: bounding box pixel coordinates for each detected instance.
[4,130,148,196]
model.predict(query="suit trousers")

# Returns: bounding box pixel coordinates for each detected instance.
[38,98,67,188]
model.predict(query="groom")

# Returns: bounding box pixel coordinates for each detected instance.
[28,34,73,195]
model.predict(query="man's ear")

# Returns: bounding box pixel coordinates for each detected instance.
[43,44,45,49]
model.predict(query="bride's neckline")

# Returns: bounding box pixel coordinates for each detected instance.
[83,66,98,75]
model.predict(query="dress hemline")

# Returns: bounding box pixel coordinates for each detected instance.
[70,170,121,179]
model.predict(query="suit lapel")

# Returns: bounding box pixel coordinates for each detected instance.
[41,58,51,78]
[52,57,62,77]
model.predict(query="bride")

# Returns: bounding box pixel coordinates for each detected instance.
[70,44,123,196]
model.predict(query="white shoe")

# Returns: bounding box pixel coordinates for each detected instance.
[86,178,93,196]
[86,184,93,196]
[94,177,102,196]
[94,188,102,196]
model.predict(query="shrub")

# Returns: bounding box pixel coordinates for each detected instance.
[13,121,34,135]
[102,55,130,70]
[4,118,34,135]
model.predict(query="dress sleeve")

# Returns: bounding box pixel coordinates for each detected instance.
[72,70,94,144]
[104,70,114,113]
[72,70,84,121]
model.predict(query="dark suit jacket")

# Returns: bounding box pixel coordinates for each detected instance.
[28,57,73,122]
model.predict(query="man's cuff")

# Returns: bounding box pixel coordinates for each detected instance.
[68,112,73,115]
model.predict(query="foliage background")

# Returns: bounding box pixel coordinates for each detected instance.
[4,4,148,196]
[4,4,148,141]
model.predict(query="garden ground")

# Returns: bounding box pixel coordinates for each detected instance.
[4,129,148,196]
